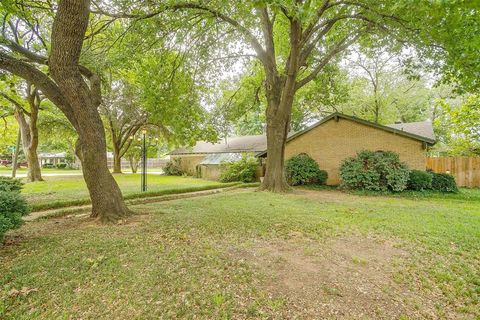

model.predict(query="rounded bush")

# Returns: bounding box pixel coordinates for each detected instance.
[431,172,458,193]
[163,158,184,176]
[340,150,410,192]
[0,177,23,192]
[0,188,29,242]
[285,153,328,186]
[408,170,433,191]
[220,155,258,183]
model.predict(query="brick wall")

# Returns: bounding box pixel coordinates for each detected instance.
[284,118,427,185]
[170,154,206,176]
[198,165,223,180]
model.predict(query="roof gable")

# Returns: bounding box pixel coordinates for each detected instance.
[286,113,436,145]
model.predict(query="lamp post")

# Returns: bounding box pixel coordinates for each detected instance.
[141,128,147,192]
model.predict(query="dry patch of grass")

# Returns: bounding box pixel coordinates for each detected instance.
[229,235,450,319]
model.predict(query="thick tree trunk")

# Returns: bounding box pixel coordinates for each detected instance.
[261,98,294,192]
[259,18,302,192]
[260,77,296,192]
[262,117,290,191]
[75,132,129,222]
[49,0,130,222]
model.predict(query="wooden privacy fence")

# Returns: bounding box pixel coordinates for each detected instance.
[426,157,480,187]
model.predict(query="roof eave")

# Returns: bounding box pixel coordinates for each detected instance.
[257,112,436,156]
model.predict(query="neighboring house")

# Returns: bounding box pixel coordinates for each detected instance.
[170,113,435,185]
[170,135,267,178]
[38,152,68,166]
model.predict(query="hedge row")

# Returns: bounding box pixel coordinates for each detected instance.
[340,150,458,193]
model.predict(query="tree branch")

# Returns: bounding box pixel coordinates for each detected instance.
[296,31,364,90]
[92,2,268,64]
[0,51,76,126]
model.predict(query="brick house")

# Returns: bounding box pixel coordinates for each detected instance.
[170,113,435,185]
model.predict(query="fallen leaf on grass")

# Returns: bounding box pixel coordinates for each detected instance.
[8,287,38,298]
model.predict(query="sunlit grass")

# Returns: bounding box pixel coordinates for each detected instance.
[21,174,222,210]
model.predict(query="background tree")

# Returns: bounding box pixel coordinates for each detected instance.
[412,1,480,94]
[434,95,480,156]
[100,0,470,191]
[101,81,147,174]
[210,60,349,138]
[38,102,79,166]
[340,49,431,124]
[90,18,217,168]
[0,75,43,181]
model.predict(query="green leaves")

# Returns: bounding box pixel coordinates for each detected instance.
[435,94,480,155]
[285,153,328,186]
[340,150,410,192]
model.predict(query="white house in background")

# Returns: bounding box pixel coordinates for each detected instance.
[38,152,68,166]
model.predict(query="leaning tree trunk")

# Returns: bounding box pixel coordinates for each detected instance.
[49,0,130,222]
[14,109,43,182]
[75,126,130,222]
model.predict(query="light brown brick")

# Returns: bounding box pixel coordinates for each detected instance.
[285,118,426,185]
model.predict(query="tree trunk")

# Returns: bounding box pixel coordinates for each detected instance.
[128,155,139,173]
[75,134,129,222]
[11,128,21,178]
[49,0,130,222]
[259,17,302,192]
[112,151,122,174]
[262,117,289,191]
[14,90,43,182]
[260,75,296,192]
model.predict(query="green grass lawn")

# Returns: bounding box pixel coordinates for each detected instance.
[1,188,479,319]
[21,174,223,211]
[0,167,164,175]
[0,167,82,174]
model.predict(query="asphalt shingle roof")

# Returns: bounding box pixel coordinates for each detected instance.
[170,113,436,155]
[386,121,435,141]
[169,135,267,155]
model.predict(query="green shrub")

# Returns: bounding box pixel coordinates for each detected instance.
[408,170,433,191]
[0,181,29,242]
[56,163,67,169]
[0,177,23,192]
[340,150,410,192]
[220,154,259,183]
[163,158,184,176]
[285,153,328,185]
[431,172,458,193]
[42,163,54,169]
